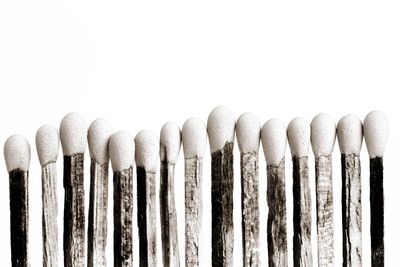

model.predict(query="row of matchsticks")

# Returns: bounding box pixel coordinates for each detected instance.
[3,106,387,267]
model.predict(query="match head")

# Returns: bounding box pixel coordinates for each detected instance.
[287,117,310,158]
[59,112,87,156]
[88,118,113,164]
[207,106,236,153]
[160,122,181,164]
[310,113,336,157]
[236,112,260,154]
[182,117,207,159]
[35,125,60,166]
[337,114,363,155]
[109,131,135,172]
[261,118,287,166]
[364,110,388,158]
[135,129,159,172]
[4,134,31,172]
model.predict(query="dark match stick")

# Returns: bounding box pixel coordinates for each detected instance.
[364,111,388,266]
[261,119,288,267]
[4,135,31,267]
[287,117,313,267]
[36,125,60,267]
[60,112,87,267]
[207,106,236,267]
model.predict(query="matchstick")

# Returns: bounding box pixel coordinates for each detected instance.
[236,112,260,267]
[135,130,159,267]
[207,106,236,267]
[36,125,60,267]
[4,134,31,267]
[364,111,388,266]
[87,119,113,267]
[59,112,87,267]
[287,117,312,267]
[337,114,363,266]
[109,131,135,267]
[261,119,288,267]
[160,122,181,266]
[310,113,336,267]
[182,118,207,267]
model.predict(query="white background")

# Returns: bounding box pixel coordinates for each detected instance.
[0,1,399,266]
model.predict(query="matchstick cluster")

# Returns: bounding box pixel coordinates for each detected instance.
[3,107,388,267]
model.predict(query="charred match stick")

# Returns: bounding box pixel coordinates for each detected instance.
[182,118,207,267]
[311,113,336,266]
[60,112,87,267]
[337,114,363,266]
[4,134,31,267]
[207,106,236,267]
[135,130,159,267]
[236,113,260,266]
[87,119,113,267]
[109,131,135,266]
[36,125,60,267]
[287,117,312,267]
[261,119,288,267]
[364,111,388,266]
[160,122,181,266]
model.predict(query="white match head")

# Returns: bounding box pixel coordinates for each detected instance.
[364,110,388,158]
[311,113,336,157]
[182,117,207,159]
[236,112,260,153]
[59,112,87,156]
[4,134,31,172]
[207,106,236,153]
[109,131,135,172]
[35,125,60,166]
[287,117,310,158]
[337,114,363,155]
[261,118,287,166]
[88,118,113,164]
[135,130,159,172]
[160,122,181,164]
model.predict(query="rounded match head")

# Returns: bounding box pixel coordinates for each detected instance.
[310,113,336,157]
[364,110,388,158]
[207,106,236,153]
[287,117,310,158]
[337,114,363,155]
[36,125,60,166]
[60,112,87,156]
[109,131,135,172]
[135,130,159,172]
[182,117,207,159]
[88,118,113,164]
[261,118,287,166]
[236,112,260,153]
[4,134,31,172]
[160,122,181,164]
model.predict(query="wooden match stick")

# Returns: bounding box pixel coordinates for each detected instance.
[87,119,113,267]
[182,118,207,267]
[261,119,288,267]
[109,131,135,267]
[236,113,260,267]
[135,130,159,267]
[207,106,236,267]
[364,111,388,266]
[36,125,60,267]
[4,134,31,267]
[287,117,312,267]
[160,122,181,266]
[337,114,363,266]
[60,112,87,267]
[311,113,336,267]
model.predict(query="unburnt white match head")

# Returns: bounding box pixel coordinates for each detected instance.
[207,106,236,153]
[160,122,181,164]
[236,112,260,154]
[88,118,113,165]
[36,125,60,166]
[364,110,388,158]
[135,130,159,173]
[60,112,87,156]
[4,134,31,172]
[287,117,310,158]
[261,118,287,166]
[109,131,135,172]
[182,117,207,159]
[311,113,336,157]
[337,114,363,156]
